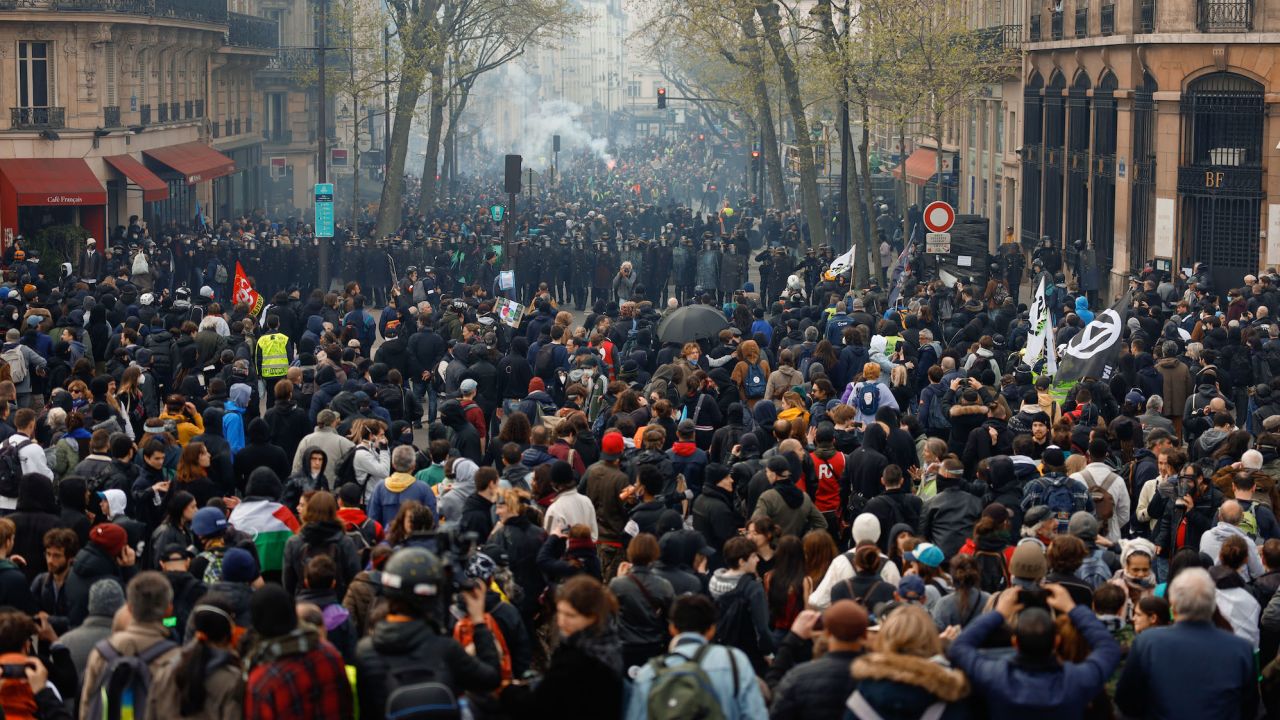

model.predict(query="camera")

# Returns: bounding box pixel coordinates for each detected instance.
[1018,587,1049,609]
[430,525,482,598]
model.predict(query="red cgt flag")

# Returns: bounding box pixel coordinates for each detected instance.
[232,261,264,316]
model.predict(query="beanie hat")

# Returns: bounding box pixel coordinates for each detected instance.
[89,523,128,558]
[221,547,259,583]
[852,513,881,545]
[528,377,545,393]
[1067,511,1099,542]
[1009,542,1047,581]
[600,432,624,461]
[87,578,126,618]
[250,584,297,638]
[1041,447,1066,469]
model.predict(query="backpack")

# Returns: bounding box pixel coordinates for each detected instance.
[848,690,946,720]
[1,346,28,384]
[132,252,149,276]
[453,613,512,685]
[0,438,32,498]
[1082,467,1119,525]
[82,638,177,720]
[645,642,737,720]
[926,393,951,432]
[333,445,363,488]
[1043,476,1079,534]
[534,343,558,382]
[855,382,880,417]
[383,667,460,720]
[712,583,760,661]
[743,362,766,399]
[345,517,377,566]
[213,262,228,284]
[974,550,1010,593]
[1076,548,1111,589]
[196,547,225,584]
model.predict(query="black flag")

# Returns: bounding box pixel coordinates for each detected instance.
[1055,291,1135,385]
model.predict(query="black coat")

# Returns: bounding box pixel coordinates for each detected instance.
[10,474,61,581]
[770,639,863,720]
[864,489,923,553]
[356,618,501,720]
[65,544,133,626]
[483,515,547,622]
[233,441,291,495]
[506,630,624,720]
[263,400,312,464]
[458,492,496,541]
[691,485,741,565]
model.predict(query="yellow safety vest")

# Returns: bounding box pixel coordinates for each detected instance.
[257,333,289,377]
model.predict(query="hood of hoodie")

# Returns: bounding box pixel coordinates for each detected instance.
[306,315,324,335]
[671,441,699,458]
[1197,427,1229,454]
[16,474,57,513]
[1206,522,1251,547]
[370,614,440,654]
[246,467,284,500]
[773,480,805,509]
[753,400,777,427]
[201,407,225,438]
[330,392,361,419]
[300,519,345,545]
[58,476,88,512]
[860,423,888,453]
[384,472,418,493]
[708,569,750,599]
[229,383,252,409]
[247,417,271,444]
[986,456,1019,493]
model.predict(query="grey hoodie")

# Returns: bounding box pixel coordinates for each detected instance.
[1199,521,1264,580]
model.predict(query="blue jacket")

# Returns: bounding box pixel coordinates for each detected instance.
[750,319,772,346]
[367,474,436,526]
[1115,620,1256,720]
[222,402,246,457]
[947,607,1120,720]
[624,634,765,720]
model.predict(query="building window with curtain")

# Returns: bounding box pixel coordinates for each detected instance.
[17,41,50,109]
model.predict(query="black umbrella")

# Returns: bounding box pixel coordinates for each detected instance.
[656,305,730,344]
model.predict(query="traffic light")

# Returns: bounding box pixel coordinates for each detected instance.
[504,154,522,194]
[657,87,667,109]
[751,149,761,170]
[698,134,705,141]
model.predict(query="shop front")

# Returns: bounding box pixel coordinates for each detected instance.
[104,154,170,237]
[0,158,108,252]
[141,142,236,231]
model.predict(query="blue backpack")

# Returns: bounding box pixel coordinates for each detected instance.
[743,362,766,399]
[1043,476,1078,534]
[1076,548,1111,589]
[855,382,881,417]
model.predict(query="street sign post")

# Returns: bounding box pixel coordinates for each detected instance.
[923,200,955,234]
[925,232,951,254]
[314,183,334,238]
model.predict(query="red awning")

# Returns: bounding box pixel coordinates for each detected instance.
[143,142,234,185]
[0,158,106,206]
[891,148,939,186]
[104,154,169,202]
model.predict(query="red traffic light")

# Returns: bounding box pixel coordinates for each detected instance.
[751,150,761,158]
[657,87,667,109]
[698,134,705,141]
[657,87,666,96]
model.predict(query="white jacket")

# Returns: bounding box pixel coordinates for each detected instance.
[352,443,390,502]
[0,433,51,509]
[1216,586,1260,648]
[543,488,598,540]
[1071,462,1131,543]
[807,550,902,609]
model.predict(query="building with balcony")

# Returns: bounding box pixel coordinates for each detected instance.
[0,0,276,246]
[1020,0,1280,295]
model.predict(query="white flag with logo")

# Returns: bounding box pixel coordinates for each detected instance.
[1024,276,1058,375]
[826,246,854,276]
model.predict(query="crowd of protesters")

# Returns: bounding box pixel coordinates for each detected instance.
[0,129,1273,720]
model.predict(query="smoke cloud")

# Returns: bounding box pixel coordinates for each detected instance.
[481,64,615,170]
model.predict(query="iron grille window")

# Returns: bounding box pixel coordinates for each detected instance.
[184,100,193,119]
[1051,10,1064,39]
[1140,0,1155,31]
[1130,75,1156,271]
[1198,0,1252,31]
[1030,14,1042,40]
[1066,79,1091,258]
[140,104,151,125]
[103,106,120,127]
[1101,4,1114,34]
[158,104,169,123]
[1091,77,1118,271]
[1043,75,1066,245]
[1181,72,1264,168]
[1075,6,1089,36]
[1021,75,1045,243]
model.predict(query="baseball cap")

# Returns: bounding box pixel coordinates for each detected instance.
[191,506,229,537]
[905,542,944,568]
[159,544,193,563]
[897,575,926,601]
[600,432,624,461]
[460,378,478,394]
[823,600,870,642]
[677,418,696,435]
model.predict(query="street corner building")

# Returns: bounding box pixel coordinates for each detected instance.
[1019,0,1280,297]
[0,0,281,250]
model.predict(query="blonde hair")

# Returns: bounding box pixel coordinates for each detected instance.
[499,488,533,517]
[878,604,941,657]
[863,362,882,381]
[890,364,908,387]
[1065,453,1088,475]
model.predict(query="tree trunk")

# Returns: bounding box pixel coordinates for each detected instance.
[416,61,446,215]
[757,5,826,248]
[899,123,910,243]
[735,9,785,212]
[441,81,472,200]
[862,102,883,282]
[375,70,425,237]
